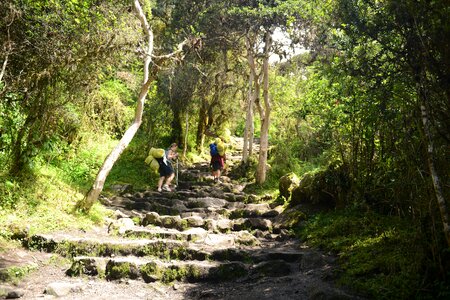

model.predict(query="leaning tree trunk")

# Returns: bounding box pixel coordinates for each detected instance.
[76,0,154,212]
[255,30,272,184]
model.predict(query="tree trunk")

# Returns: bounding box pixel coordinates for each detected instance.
[196,101,208,151]
[255,30,272,184]
[243,34,256,163]
[183,111,189,158]
[420,97,450,248]
[76,0,154,212]
[171,106,183,146]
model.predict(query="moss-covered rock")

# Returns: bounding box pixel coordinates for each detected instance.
[290,163,350,212]
[66,258,99,277]
[105,260,139,280]
[279,173,300,200]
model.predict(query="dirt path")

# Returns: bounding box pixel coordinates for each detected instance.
[1,138,364,300]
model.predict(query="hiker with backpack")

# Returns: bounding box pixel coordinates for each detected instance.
[210,137,226,183]
[156,143,178,192]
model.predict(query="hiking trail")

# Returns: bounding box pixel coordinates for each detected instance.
[0,137,364,300]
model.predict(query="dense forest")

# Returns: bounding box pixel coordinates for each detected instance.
[0,0,449,299]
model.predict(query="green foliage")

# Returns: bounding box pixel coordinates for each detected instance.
[106,133,162,191]
[87,79,135,138]
[0,265,37,284]
[0,0,139,174]
[298,209,435,299]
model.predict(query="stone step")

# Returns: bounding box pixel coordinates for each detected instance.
[111,192,278,215]
[67,256,293,283]
[124,226,260,246]
[26,233,206,261]
[141,212,275,232]
[26,232,306,266]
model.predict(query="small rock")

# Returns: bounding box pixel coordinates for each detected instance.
[204,234,235,247]
[160,215,182,229]
[184,216,205,227]
[184,227,208,242]
[235,231,260,246]
[45,282,83,297]
[216,219,232,232]
[245,218,272,231]
[108,217,135,235]
[142,212,161,226]
[6,290,25,299]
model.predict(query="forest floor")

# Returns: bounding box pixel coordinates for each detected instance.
[0,139,365,300]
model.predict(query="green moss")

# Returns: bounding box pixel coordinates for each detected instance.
[0,265,37,283]
[140,263,205,284]
[285,210,307,228]
[140,262,160,282]
[298,209,428,299]
[106,261,139,280]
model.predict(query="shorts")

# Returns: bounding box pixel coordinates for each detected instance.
[157,158,174,177]
[211,160,223,171]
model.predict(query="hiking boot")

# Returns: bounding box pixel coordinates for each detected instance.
[157,187,162,192]
[162,185,171,192]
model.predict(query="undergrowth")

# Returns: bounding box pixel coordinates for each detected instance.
[297,209,448,299]
[0,132,118,242]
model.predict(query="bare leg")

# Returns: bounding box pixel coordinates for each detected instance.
[158,176,165,191]
[165,173,175,187]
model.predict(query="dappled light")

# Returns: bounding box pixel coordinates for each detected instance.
[0,0,448,299]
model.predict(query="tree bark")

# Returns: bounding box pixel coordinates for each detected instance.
[255,30,272,184]
[420,98,450,248]
[76,0,154,212]
[183,111,189,158]
[243,34,256,163]
[196,101,208,151]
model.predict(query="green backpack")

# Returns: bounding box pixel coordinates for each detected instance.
[145,147,165,171]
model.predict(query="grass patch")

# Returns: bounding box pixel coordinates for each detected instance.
[298,209,428,299]
[106,136,156,191]
[0,132,117,243]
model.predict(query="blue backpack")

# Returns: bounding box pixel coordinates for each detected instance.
[209,143,219,156]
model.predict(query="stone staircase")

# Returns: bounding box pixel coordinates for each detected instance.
[19,138,363,299]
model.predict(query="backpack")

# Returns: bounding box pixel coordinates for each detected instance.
[145,147,165,172]
[209,143,219,156]
[149,147,165,158]
[217,141,226,156]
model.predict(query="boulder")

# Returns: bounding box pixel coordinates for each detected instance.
[45,282,83,297]
[279,173,300,200]
[290,163,350,212]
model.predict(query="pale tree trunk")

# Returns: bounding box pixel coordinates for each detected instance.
[183,111,189,158]
[243,34,255,163]
[420,97,450,247]
[246,32,260,160]
[0,27,11,85]
[76,0,154,212]
[255,30,272,184]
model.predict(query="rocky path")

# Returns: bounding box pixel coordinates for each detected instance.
[1,138,363,300]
